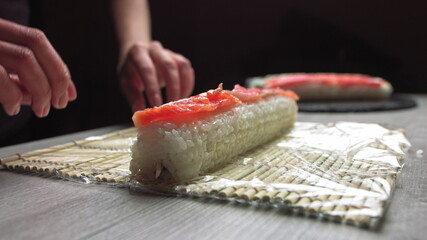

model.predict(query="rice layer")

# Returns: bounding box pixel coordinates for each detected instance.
[131,96,297,181]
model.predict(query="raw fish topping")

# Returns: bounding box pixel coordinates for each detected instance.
[132,84,298,127]
[265,73,387,88]
[230,84,299,102]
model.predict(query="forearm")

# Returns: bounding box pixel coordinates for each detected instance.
[110,0,151,66]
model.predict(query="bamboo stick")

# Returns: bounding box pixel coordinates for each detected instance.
[233,149,296,200]
[0,154,21,165]
[276,152,331,205]
[259,151,309,202]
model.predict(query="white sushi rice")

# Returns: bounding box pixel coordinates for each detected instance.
[131,96,298,181]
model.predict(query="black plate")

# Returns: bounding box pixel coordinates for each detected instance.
[298,94,417,112]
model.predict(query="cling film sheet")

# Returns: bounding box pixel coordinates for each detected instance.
[0,122,411,229]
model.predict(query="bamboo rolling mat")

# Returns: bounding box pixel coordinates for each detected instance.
[0,122,411,229]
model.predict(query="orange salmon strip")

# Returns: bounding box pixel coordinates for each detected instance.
[133,84,298,127]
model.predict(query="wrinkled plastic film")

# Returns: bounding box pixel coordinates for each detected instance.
[131,122,410,228]
[1,122,411,228]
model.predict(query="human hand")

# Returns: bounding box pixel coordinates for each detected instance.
[118,41,194,112]
[0,18,77,117]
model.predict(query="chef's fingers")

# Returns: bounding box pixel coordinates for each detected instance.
[0,40,51,117]
[126,42,162,108]
[0,65,23,116]
[122,74,147,112]
[118,50,149,111]
[170,52,194,98]
[120,72,147,112]
[0,19,75,109]
[67,80,77,102]
[8,69,74,108]
[149,41,180,103]
[8,73,31,105]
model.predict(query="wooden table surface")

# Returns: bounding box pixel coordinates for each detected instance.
[1,95,426,240]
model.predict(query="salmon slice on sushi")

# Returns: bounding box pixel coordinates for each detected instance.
[131,84,298,182]
[247,73,393,101]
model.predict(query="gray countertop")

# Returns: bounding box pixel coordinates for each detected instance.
[1,94,426,240]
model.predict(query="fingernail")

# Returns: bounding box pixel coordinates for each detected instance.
[13,105,21,116]
[57,93,68,109]
[5,104,20,116]
[42,105,50,117]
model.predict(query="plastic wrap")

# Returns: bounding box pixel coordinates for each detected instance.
[130,122,410,228]
[0,122,411,228]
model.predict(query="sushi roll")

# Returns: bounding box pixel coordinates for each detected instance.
[131,84,298,182]
[247,73,393,101]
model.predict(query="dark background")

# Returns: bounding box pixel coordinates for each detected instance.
[3,0,427,145]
